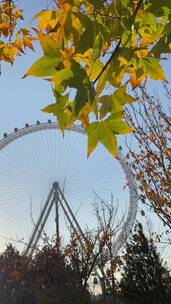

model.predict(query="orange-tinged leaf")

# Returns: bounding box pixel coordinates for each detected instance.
[23,37,35,50]
[73,49,93,65]
[15,39,23,49]
[0,23,11,36]
[136,49,149,58]
[102,42,108,55]
[130,71,145,89]
[61,47,75,58]
[77,104,92,127]
[141,36,154,46]
[14,8,23,19]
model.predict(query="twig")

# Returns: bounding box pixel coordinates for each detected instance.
[93,0,143,85]
[93,38,121,85]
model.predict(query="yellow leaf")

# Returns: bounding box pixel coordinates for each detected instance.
[72,14,83,32]
[136,49,149,58]
[73,49,93,64]
[86,61,103,81]
[14,8,23,19]
[38,10,52,31]
[51,28,65,47]
[61,47,75,59]
[141,36,154,47]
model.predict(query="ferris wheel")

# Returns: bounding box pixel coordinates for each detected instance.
[0,121,138,256]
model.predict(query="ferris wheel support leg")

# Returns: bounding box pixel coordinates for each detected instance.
[56,192,85,248]
[25,182,87,256]
[54,186,60,250]
[24,186,55,256]
[56,183,86,243]
[28,196,56,257]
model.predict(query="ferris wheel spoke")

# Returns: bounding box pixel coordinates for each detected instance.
[0,122,138,254]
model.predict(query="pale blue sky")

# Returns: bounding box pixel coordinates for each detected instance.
[0,1,55,137]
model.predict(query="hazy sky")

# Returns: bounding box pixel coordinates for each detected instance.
[0,1,55,136]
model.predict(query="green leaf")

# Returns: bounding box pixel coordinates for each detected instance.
[75,82,95,115]
[147,0,171,17]
[84,0,104,10]
[42,93,73,132]
[77,15,94,53]
[68,60,88,88]
[121,29,132,48]
[86,111,131,156]
[64,11,78,40]
[86,121,118,157]
[100,125,117,157]
[88,61,104,81]
[139,57,165,80]
[98,95,113,119]
[53,68,74,87]
[98,86,135,118]
[140,12,156,27]
[75,86,89,115]
[92,34,103,60]
[106,112,132,134]
[24,56,61,78]
[38,33,61,56]
[112,86,135,111]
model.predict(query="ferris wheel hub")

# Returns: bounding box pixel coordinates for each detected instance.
[53,181,58,187]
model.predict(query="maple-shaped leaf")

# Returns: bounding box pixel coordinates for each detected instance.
[139,57,165,80]
[38,32,61,56]
[23,56,61,78]
[106,112,132,135]
[86,121,118,157]
[98,86,135,119]
[42,92,73,132]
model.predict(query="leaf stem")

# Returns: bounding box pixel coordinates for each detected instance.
[94,9,121,21]
[93,38,121,85]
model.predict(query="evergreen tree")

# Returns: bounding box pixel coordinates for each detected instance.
[120,223,171,304]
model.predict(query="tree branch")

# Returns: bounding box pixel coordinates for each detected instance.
[93,38,121,85]
[93,0,143,85]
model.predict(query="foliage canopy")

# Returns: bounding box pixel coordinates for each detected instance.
[126,87,171,230]
[1,0,171,156]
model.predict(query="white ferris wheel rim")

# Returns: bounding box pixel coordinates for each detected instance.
[0,121,138,254]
